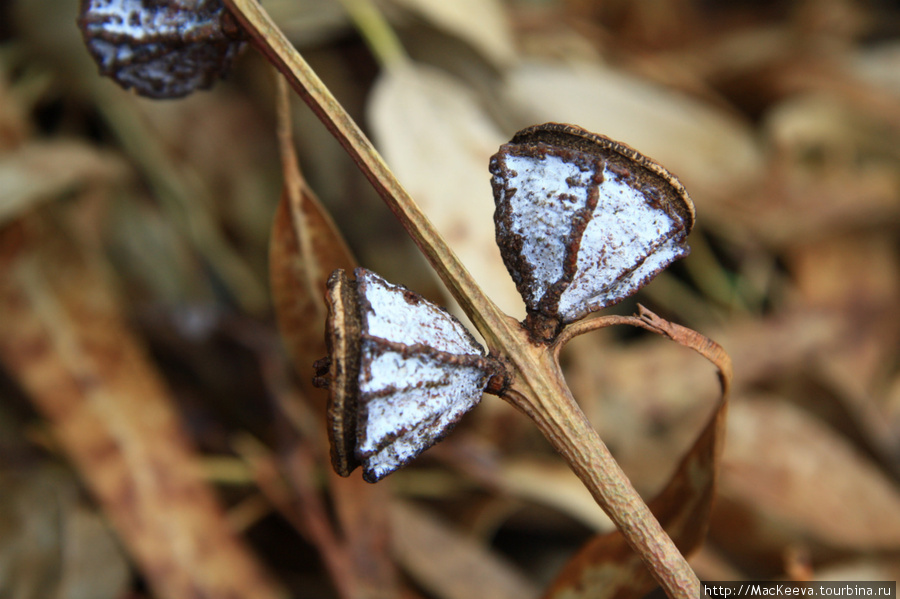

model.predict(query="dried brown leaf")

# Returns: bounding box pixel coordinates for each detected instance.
[0,465,129,599]
[721,398,900,550]
[382,0,515,67]
[785,233,900,471]
[390,500,539,599]
[813,558,900,583]
[499,459,613,532]
[0,214,284,599]
[0,141,125,227]
[270,79,357,397]
[854,42,900,96]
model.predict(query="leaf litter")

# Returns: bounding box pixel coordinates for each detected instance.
[2,0,900,597]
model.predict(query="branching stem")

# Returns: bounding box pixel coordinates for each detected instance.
[223,1,704,596]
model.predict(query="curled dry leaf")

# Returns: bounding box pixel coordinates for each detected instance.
[545,308,731,599]
[0,214,283,599]
[368,61,525,320]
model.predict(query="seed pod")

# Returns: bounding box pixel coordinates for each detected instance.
[78,0,244,99]
[490,123,695,340]
[314,268,503,483]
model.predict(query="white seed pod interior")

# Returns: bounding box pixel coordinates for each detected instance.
[357,346,488,482]
[321,268,501,483]
[357,269,484,354]
[491,123,694,339]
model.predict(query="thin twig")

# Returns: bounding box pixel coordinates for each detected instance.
[555,305,733,394]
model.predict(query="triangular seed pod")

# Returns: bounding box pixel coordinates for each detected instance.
[317,268,502,483]
[490,123,695,340]
[78,0,244,99]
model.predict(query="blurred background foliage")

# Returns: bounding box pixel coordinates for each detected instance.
[1,0,899,597]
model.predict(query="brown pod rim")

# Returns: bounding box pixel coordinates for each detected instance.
[508,122,695,233]
[323,269,362,477]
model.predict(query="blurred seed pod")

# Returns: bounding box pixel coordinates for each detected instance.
[490,123,695,340]
[314,268,504,483]
[77,0,245,99]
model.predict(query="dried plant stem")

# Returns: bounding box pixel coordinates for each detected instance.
[223,1,702,596]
